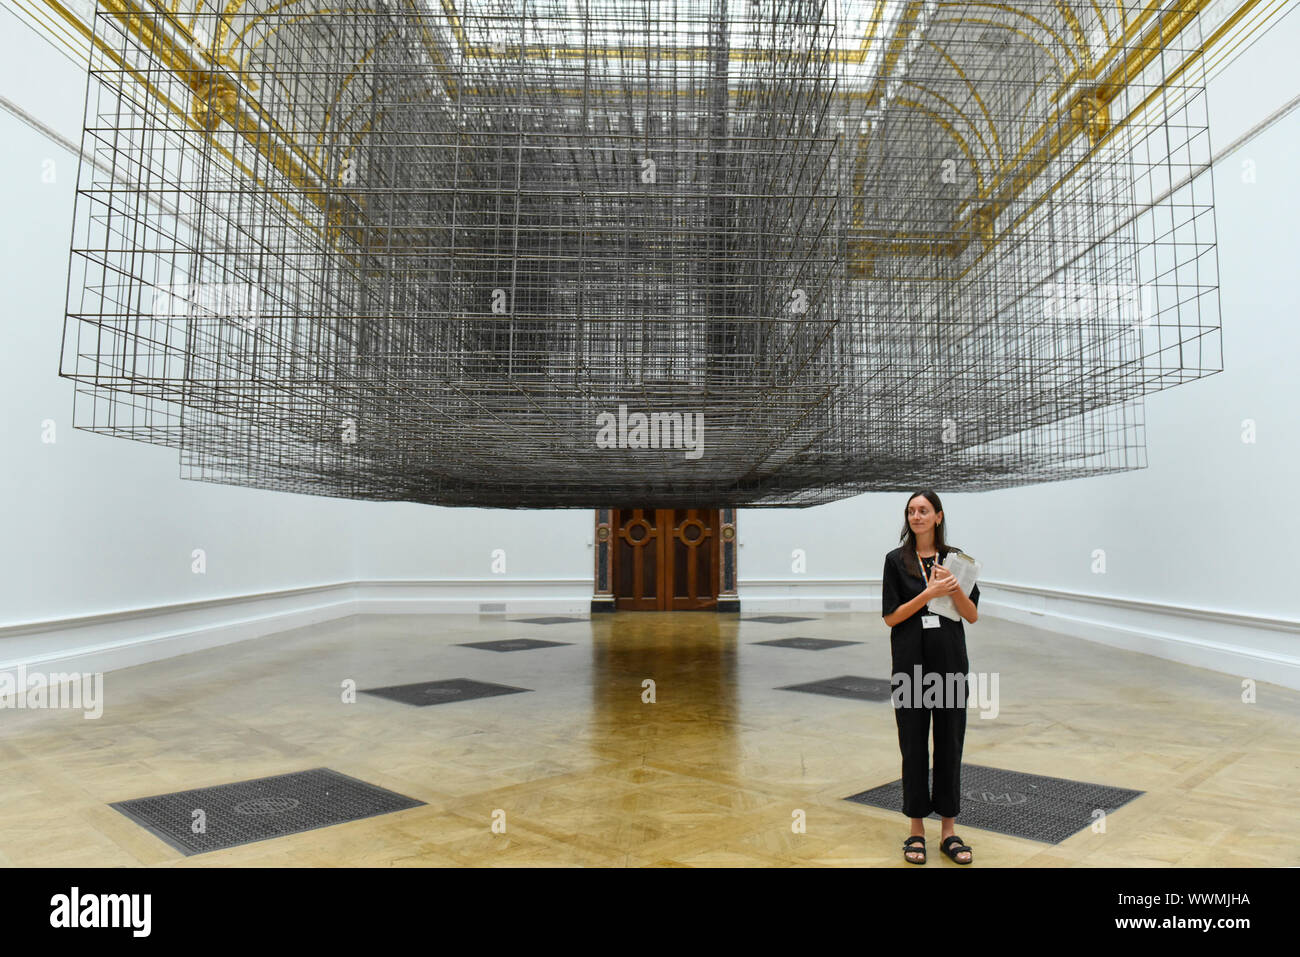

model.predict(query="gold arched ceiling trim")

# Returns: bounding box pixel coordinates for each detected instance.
[856,0,890,59]
[312,35,410,166]
[185,0,215,28]
[169,6,383,152]
[1017,71,1057,145]
[853,99,985,230]
[928,15,1081,160]
[155,0,1188,101]
[958,0,1260,278]
[203,0,1216,248]
[895,80,998,176]
[930,15,1076,99]
[944,3,1080,73]
[294,2,1087,187]
[1055,0,1095,70]
[152,0,1140,154]
[275,0,1156,151]
[241,7,432,146]
[234,0,354,51]
[925,38,1005,168]
[1088,0,1113,44]
[242,9,363,60]
[167,0,1014,72]
[54,0,1260,273]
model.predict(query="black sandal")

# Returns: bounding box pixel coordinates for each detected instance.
[902,835,926,864]
[940,835,972,864]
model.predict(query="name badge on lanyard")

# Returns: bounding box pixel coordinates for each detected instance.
[918,549,942,629]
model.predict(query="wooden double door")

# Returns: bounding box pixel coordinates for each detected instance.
[613,508,720,610]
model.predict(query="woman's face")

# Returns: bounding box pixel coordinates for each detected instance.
[907,496,941,537]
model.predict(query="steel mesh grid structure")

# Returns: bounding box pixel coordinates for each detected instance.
[62,0,1224,507]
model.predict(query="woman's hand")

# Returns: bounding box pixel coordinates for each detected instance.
[930,566,960,596]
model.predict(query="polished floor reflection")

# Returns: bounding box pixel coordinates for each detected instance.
[2,610,1297,866]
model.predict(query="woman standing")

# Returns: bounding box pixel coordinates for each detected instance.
[880,489,980,865]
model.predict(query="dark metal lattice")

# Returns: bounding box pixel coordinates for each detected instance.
[62,0,1223,507]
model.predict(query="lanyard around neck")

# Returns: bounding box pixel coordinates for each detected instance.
[916,549,939,585]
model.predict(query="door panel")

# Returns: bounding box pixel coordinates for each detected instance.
[667,507,716,610]
[614,508,718,610]
[614,507,663,611]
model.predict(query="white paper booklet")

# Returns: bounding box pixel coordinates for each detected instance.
[929,550,981,621]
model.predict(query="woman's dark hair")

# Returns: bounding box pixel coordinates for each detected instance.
[898,489,961,577]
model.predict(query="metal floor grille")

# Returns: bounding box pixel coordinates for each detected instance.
[754,637,861,650]
[109,768,424,856]
[457,638,571,652]
[509,617,588,625]
[778,675,894,701]
[744,615,818,624]
[845,763,1144,844]
[360,677,532,706]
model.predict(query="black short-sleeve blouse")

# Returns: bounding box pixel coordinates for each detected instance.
[881,545,980,636]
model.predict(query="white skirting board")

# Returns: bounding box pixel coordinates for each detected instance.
[741,578,1300,691]
[2,578,1296,691]
[0,580,591,680]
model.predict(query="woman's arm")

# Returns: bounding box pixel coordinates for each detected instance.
[882,584,934,628]
[951,585,978,624]
[934,568,978,623]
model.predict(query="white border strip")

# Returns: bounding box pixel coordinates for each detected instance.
[4,577,1297,689]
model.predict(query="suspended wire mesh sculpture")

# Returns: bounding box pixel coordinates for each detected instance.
[62,0,1224,507]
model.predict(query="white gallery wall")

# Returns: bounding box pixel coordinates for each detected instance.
[728,12,1300,686]
[1,6,1296,685]
[0,40,357,667]
[0,10,593,671]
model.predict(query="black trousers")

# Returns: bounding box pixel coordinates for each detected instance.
[890,622,969,819]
